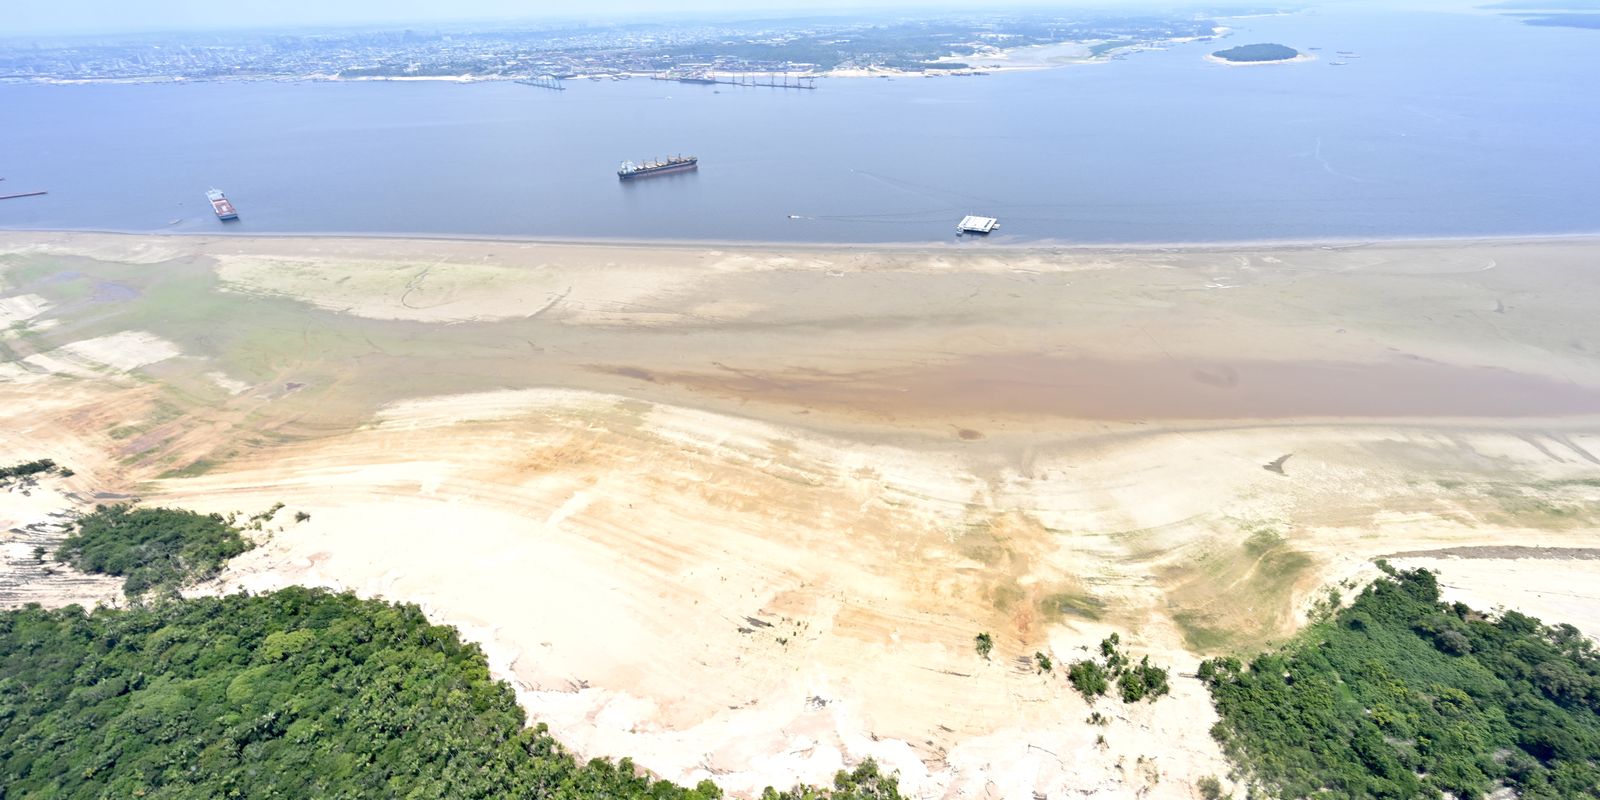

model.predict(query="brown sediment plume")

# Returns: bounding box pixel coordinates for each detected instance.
[599,354,1600,422]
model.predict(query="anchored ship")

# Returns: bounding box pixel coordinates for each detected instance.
[618,155,698,180]
[207,189,238,221]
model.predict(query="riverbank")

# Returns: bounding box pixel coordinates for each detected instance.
[5,231,1600,797]
[6,226,1600,257]
[1205,52,1318,66]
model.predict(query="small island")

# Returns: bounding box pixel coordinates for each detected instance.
[1210,42,1303,64]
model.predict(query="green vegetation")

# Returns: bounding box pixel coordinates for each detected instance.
[1211,43,1300,63]
[761,760,903,800]
[1089,40,1136,58]
[1197,775,1227,800]
[1069,660,1110,698]
[55,504,254,596]
[1035,651,1054,673]
[0,458,60,481]
[1068,633,1170,705]
[644,17,1216,72]
[1201,566,1600,799]
[0,588,904,798]
[1167,525,1314,653]
[1117,655,1171,703]
[1039,590,1106,622]
[883,60,969,71]
[975,631,994,660]
[157,458,219,479]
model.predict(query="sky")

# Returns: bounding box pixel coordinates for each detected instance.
[9,0,1020,35]
[6,0,1482,35]
[4,0,1294,36]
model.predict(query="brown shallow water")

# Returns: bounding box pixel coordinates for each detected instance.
[601,354,1600,421]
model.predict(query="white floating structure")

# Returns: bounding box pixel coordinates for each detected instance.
[957,215,1000,234]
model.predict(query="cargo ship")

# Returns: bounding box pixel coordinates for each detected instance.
[207,189,238,221]
[618,155,698,180]
[617,154,700,180]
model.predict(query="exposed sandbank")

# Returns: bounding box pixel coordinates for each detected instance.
[1205,52,1318,66]
[5,231,1600,797]
[7,224,1598,255]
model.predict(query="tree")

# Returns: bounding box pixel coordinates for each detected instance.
[0,588,904,799]
[1069,660,1109,698]
[55,504,253,596]
[974,632,994,660]
[1201,569,1600,799]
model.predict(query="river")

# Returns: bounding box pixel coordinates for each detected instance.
[1,7,1596,244]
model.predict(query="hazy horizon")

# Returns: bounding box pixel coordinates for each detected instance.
[6,0,1482,37]
[4,1,1164,36]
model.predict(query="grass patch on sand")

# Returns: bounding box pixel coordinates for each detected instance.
[1436,478,1600,529]
[1163,523,1315,653]
[158,458,219,480]
[989,581,1027,612]
[1039,590,1107,622]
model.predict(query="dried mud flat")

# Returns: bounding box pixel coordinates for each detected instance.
[5,231,1600,798]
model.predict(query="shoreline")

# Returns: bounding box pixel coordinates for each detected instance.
[4,225,1599,257]
[1205,52,1318,67]
[2,27,1223,87]
[9,220,1600,797]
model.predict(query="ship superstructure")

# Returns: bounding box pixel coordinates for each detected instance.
[618,155,698,180]
[207,189,238,221]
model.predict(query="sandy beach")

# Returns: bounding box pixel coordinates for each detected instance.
[1204,53,1319,67]
[5,230,1600,797]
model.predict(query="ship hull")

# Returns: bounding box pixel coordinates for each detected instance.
[207,190,239,221]
[618,162,698,180]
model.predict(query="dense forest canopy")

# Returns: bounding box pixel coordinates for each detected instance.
[1211,43,1300,62]
[1202,567,1600,799]
[54,504,254,596]
[0,589,902,799]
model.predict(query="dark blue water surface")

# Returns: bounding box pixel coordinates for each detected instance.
[2,9,1597,244]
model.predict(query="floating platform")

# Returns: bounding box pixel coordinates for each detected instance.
[957,215,1000,234]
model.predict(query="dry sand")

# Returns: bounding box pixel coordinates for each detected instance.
[1204,53,1318,67]
[5,230,1600,797]
[0,471,123,609]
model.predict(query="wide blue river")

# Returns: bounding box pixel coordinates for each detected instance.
[2,8,1597,244]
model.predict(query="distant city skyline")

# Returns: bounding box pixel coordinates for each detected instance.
[6,0,1135,36]
[4,0,1476,37]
